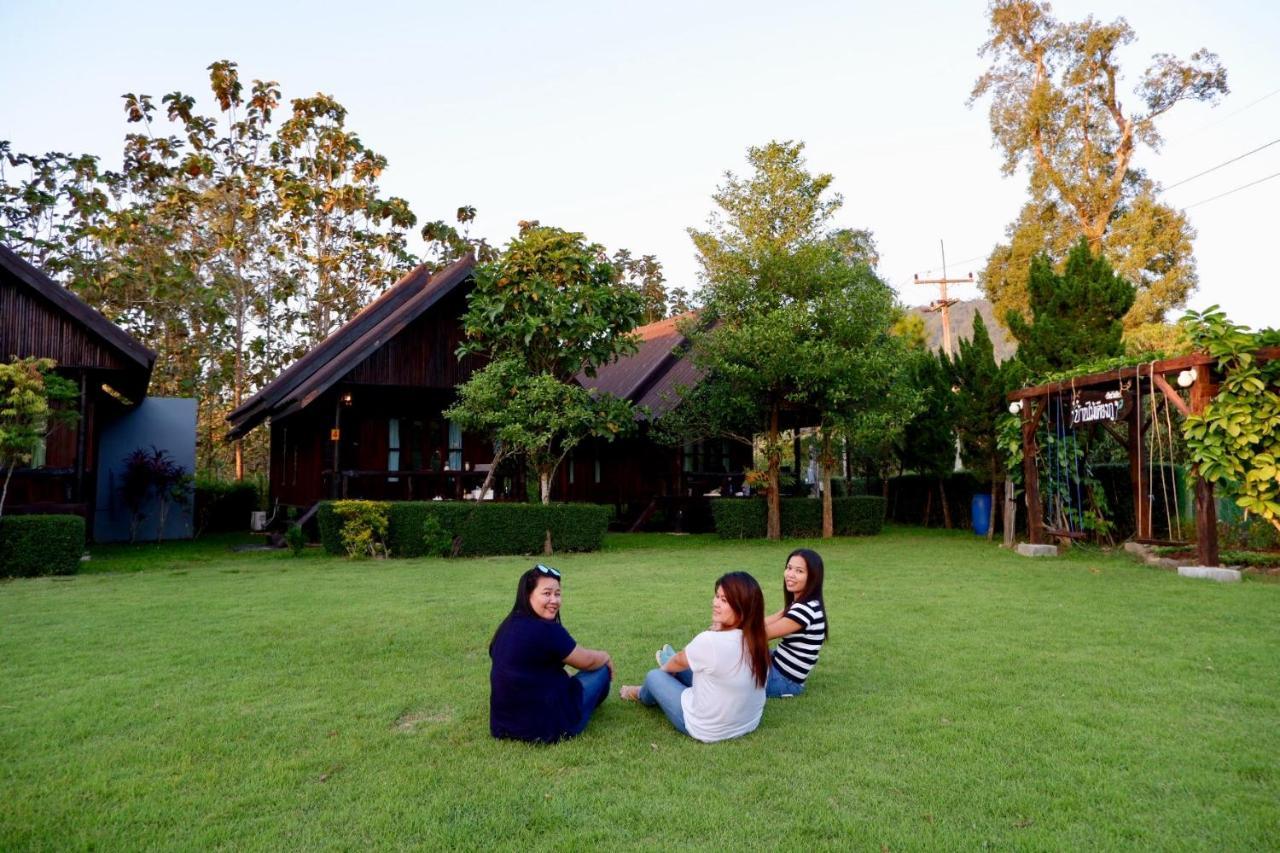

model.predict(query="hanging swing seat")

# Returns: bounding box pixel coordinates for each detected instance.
[1132,537,1190,548]
[1041,525,1088,540]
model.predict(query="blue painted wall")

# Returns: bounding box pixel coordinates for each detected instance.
[94,397,197,543]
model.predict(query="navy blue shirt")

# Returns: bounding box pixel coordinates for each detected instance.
[489,613,582,743]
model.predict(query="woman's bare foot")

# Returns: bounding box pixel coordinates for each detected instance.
[618,685,641,701]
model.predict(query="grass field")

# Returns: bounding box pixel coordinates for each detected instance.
[2,528,1278,850]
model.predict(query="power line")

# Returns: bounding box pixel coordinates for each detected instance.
[1183,170,1280,210]
[1175,86,1280,140]
[1162,136,1280,191]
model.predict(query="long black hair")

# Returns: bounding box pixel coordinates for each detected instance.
[784,548,828,638]
[489,566,561,652]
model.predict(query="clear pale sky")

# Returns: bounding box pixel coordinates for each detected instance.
[3,0,1277,327]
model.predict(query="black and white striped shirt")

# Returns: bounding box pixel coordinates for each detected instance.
[772,599,826,683]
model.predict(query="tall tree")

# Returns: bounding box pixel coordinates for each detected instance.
[948,313,1018,539]
[972,0,1227,339]
[271,94,418,345]
[684,140,898,539]
[1006,238,1135,375]
[450,224,644,505]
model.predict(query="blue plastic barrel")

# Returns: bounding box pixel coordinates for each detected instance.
[971,493,992,536]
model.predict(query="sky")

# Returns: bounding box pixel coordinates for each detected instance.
[3,0,1277,328]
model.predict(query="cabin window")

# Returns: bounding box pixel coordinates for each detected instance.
[594,457,602,484]
[388,418,401,482]
[447,420,463,471]
[682,442,694,473]
[31,434,47,469]
[568,453,575,485]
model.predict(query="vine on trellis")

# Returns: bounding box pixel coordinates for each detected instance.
[1180,307,1280,532]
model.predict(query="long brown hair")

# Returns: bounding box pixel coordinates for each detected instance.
[716,571,769,688]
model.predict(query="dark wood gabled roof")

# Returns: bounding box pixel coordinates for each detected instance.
[226,254,476,439]
[0,243,155,398]
[582,312,703,418]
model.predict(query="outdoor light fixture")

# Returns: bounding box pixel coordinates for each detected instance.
[1008,400,1023,414]
[1177,368,1198,388]
[340,392,353,405]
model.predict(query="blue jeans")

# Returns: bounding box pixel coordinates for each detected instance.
[765,663,806,698]
[565,666,612,738]
[637,667,693,735]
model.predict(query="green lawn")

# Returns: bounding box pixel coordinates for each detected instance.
[2,528,1277,850]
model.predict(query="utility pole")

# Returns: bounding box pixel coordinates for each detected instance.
[913,240,973,359]
[914,240,975,474]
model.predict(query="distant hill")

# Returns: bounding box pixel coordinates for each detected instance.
[908,299,1017,363]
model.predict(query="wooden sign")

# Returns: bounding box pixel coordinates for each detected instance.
[1069,389,1128,425]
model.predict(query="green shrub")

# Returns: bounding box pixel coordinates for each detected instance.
[332,501,390,559]
[318,503,343,555]
[322,501,611,558]
[712,497,886,539]
[421,514,452,558]
[711,499,766,539]
[193,479,260,535]
[285,524,305,557]
[834,496,887,535]
[0,514,85,577]
[1221,550,1280,569]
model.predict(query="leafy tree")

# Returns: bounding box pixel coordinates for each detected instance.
[420,205,496,268]
[896,348,958,526]
[682,140,900,539]
[0,358,79,519]
[1006,238,1135,375]
[947,313,1018,539]
[971,0,1227,337]
[446,358,634,510]
[1180,308,1280,535]
[611,249,670,324]
[271,93,418,344]
[2,61,425,481]
[451,224,643,505]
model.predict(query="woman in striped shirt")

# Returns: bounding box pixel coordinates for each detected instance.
[764,548,828,698]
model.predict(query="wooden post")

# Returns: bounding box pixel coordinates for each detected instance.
[330,395,341,499]
[1021,400,1044,544]
[1003,479,1017,548]
[1190,372,1219,567]
[1127,381,1151,541]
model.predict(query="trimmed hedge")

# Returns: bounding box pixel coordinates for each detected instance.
[0,514,85,577]
[193,479,260,535]
[319,501,612,558]
[711,497,886,539]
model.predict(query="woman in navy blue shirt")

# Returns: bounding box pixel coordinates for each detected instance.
[489,564,614,743]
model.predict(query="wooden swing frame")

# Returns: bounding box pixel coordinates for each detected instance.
[1008,348,1280,568]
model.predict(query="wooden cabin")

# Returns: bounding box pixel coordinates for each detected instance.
[0,244,156,534]
[227,257,751,528]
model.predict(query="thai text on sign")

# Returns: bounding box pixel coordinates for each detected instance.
[1070,390,1127,425]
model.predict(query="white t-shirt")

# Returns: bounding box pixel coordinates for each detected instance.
[679,628,766,742]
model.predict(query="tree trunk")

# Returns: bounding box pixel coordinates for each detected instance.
[543,528,553,556]
[1003,479,1017,548]
[479,450,505,500]
[922,486,933,528]
[539,469,552,505]
[820,430,833,539]
[987,477,998,542]
[767,404,781,540]
[0,462,14,521]
[939,478,952,529]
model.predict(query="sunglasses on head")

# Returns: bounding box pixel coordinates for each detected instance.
[534,563,561,579]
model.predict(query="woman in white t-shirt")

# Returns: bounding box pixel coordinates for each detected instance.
[618,572,769,742]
